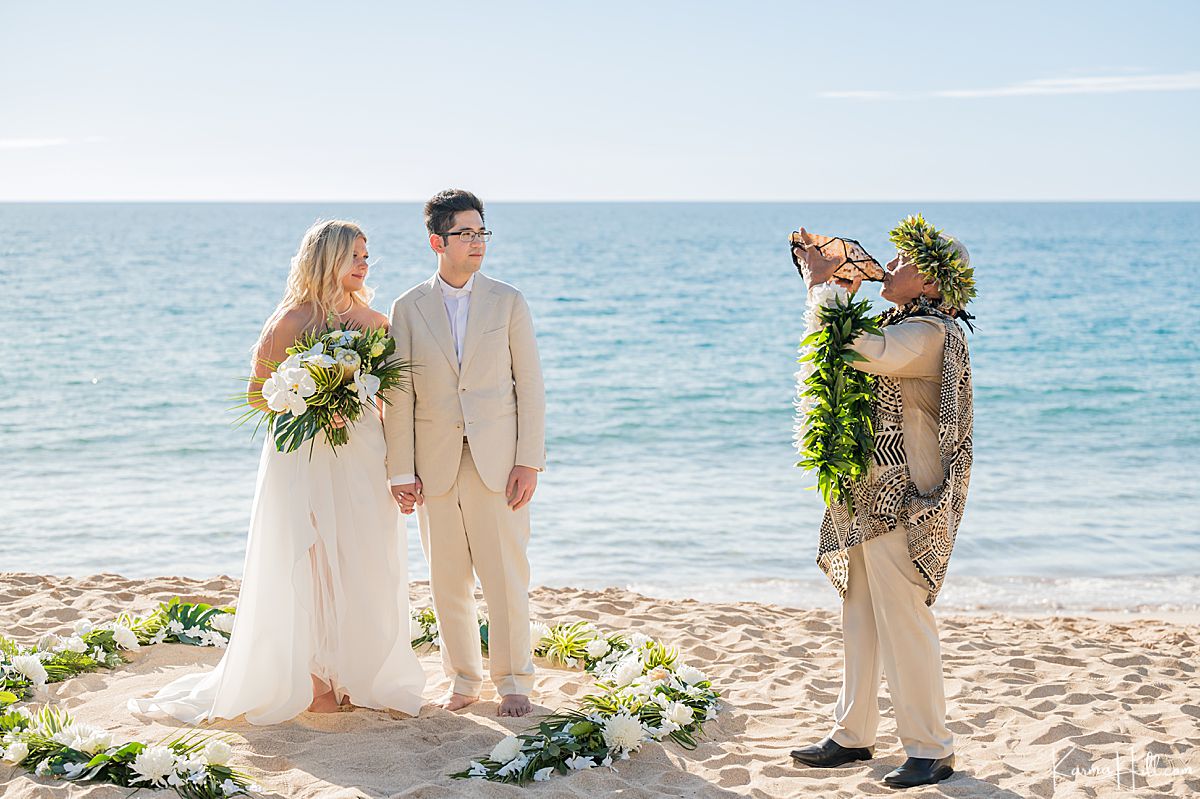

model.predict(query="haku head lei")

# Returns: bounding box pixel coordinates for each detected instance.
[887,214,977,311]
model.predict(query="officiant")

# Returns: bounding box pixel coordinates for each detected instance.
[789,218,976,789]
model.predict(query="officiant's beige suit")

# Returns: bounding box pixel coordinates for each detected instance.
[383,272,545,697]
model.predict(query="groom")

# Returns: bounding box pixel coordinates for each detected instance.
[383,189,546,717]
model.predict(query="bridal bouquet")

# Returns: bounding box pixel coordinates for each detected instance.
[235,318,409,453]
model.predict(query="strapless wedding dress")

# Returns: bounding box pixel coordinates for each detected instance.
[129,411,426,723]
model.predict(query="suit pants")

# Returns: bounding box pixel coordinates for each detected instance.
[829,527,954,759]
[416,440,534,697]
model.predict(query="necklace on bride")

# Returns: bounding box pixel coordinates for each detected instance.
[332,296,355,319]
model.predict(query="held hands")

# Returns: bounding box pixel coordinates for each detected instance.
[792,228,863,294]
[391,478,423,515]
[506,466,538,511]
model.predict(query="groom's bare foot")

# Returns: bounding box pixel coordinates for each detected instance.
[499,694,533,717]
[439,692,479,711]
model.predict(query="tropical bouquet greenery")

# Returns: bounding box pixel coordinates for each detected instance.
[235,317,409,453]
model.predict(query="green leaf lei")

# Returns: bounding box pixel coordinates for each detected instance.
[795,291,882,517]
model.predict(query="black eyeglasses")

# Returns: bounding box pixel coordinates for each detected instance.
[443,230,492,243]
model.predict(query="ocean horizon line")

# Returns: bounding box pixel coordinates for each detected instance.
[2,198,1198,205]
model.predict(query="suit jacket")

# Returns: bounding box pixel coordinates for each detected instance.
[383,272,546,497]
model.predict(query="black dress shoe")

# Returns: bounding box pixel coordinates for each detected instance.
[882,754,955,788]
[790,736,874,767]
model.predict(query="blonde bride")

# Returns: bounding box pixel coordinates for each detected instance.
[129,220,426,723]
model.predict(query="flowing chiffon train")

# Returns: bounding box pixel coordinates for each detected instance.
[128,412,426,724]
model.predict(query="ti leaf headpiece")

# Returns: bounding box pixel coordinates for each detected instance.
[887,214,977,310]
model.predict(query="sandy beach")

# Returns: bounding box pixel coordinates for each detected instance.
[0,572,1196,798]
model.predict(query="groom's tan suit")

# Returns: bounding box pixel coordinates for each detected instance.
[383,272,545,697]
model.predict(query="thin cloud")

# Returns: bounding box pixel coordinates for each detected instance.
[819,71,1200,100]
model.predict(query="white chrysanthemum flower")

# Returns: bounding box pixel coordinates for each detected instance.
[110,624,139,651]
[489,735,522,764]
[352,369,380,403]
[612,658,642,687]
[565,754,594,770]
[9,654,48,686]
[1,741,29,764]
[202,739,233,766]
[602,713,645,753]
[676,664,706,686]
[646,666,671,684]
[585,638,610,659]
[533,766,554,781]
[210,613,235,634]
[529,621,550,648]
[52,722,114,755]
[665,701,695,727]
[131,745,179,785]
[61,635,88,653]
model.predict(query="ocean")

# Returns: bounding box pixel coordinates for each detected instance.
[2,202,1197,614]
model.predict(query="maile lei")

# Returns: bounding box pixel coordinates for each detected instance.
[793,282,881,517]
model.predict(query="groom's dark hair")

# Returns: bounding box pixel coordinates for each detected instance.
[424,189,485,237]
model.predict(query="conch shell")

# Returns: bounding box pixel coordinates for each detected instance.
[790,230,885,282]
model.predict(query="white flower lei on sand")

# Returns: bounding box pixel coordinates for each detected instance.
[3,597,720,790]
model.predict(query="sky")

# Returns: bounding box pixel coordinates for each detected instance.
[1,1,1197,201]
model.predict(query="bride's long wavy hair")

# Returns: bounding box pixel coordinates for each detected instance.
[255,219,373,353]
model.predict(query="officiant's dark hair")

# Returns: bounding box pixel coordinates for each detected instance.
[425,189,485,237]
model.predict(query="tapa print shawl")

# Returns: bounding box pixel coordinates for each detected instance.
[816,310,974,607]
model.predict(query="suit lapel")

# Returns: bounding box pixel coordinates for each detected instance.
[414,275,460,376]
[459,273,499,375]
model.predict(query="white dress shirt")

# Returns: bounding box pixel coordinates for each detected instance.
[438,272,474,365]
[390,273,474,488]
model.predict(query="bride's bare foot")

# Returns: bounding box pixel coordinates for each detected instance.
[307,690,341,713]
[438,692,478,711]
[498,694,533,717]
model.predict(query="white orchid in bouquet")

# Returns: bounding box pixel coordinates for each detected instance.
[0,705,255,797]
[235,316,410,454]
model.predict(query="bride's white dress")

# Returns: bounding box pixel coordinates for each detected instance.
[128,411,426,724]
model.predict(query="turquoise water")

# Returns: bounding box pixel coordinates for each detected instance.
[2,202,1197,613]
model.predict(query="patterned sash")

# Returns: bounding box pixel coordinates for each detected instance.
[816,312,974,606]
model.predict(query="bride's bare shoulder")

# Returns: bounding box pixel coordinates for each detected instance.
[366,308,389,330]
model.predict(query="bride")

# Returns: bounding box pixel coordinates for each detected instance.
[129,220,427,723]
